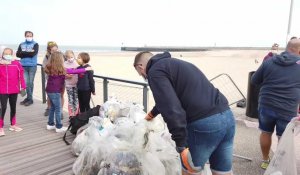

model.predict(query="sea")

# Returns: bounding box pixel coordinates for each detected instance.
[2,44,121,53]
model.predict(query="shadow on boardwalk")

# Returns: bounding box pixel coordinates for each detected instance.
[0,98,269,175]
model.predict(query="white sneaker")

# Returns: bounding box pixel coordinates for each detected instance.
[55,127,67,133]
[46,125,56,130]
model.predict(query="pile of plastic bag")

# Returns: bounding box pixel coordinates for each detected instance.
[72,98,181,175]
[264,117,300,175]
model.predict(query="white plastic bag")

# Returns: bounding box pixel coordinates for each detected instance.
[264,118,300,175]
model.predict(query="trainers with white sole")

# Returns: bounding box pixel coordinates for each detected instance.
[46,125,56,130]
[56,127,67,133]
[9,125,23,132]
[0,128,5,136]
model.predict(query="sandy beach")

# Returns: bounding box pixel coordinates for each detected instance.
[33,49,273,109]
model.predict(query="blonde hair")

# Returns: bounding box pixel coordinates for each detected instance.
[44,51,66,75]
[45,41,58,59]
[65,50,75,59]
[2,48,13,56]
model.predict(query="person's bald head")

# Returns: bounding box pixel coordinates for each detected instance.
[133,51,154,80]
[286,39,300,56]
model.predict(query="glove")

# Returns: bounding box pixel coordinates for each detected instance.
[179,148,202,174]
[20,89,26,97]
[145,112,154,121]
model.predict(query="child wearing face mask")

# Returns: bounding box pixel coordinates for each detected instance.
[63,50,79,117]
[0,48,26,136]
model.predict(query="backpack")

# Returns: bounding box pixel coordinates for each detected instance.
[63,105,101,145]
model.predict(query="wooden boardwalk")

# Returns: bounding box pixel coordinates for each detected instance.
[0,97,299,175]
[0,98,76,175]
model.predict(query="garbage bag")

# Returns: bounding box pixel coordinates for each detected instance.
[71,116,104,156]
[264,117,300,175]
[98,151,142,175]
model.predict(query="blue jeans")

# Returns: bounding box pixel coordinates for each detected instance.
[23,66,37,101]
[47,93,62,129]
[187,109,235,174]
[258,107,293,136]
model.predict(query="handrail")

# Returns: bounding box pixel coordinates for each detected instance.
[37,64,149,112]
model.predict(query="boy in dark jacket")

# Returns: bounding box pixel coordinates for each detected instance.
[133,51,235,175]
[77,52,95,113]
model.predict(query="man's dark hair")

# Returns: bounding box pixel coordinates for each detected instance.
[134,51,152,66]
[24,31,33,37]
[290,36,298,40]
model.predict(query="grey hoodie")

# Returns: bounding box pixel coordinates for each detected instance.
[251,51,300,119]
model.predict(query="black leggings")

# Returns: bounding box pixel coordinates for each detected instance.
[0,93,18,125]
[78,90,91,113]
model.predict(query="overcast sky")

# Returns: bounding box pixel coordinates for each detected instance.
[0,0,299,47]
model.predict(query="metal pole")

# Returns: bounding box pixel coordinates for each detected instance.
[286,0,294,43]
[41,67,46,103]
[142,85,149,112]
[103,78,108,102]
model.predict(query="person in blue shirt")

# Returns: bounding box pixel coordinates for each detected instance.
[16,31,39,106]
[133,51,235,175]
[251,39,300,169]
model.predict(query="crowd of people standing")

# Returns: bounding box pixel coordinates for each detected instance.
[0,31,95,135]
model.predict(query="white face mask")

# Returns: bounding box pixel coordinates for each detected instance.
[67,57,74,63]
[26,37,33,42]
[3,55,13,61]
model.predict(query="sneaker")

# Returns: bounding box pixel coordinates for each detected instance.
[24,100,33,106]
[44,109,49,116]
[20,98,29,105]
[46,125,56,130]
[261,158,270,170]
[9,125,23,132]
[56,127,67,133]
[0,128,5,136]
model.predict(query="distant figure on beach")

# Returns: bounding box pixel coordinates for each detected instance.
[0,48,26,136]
[251,39,300,170]
[133,51,235,175]
[76,52,95,113]
[16,31,39,106]
[64,50,79,117]
[42,41,65,119]
[263,43,279,62]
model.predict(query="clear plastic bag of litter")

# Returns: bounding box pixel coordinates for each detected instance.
[71,116,104,156]
[264,117,300,175]
[144,131,181,175]
[99,98,131,122]
[73,140,107,175]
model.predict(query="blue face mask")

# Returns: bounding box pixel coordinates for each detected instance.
[3,55,13,61]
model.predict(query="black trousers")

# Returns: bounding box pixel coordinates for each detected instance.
[78,90,91,113]
[0,93,18,125]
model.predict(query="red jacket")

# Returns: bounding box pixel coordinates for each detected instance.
[0,59,26,94]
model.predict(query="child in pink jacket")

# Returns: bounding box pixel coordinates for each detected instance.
[0,48,26,136]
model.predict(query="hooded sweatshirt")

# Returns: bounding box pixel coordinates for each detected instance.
[146,52,229,147]
[251,51,300,118]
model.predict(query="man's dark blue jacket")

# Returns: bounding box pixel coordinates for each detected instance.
[251,51,300,119]
[146,52,229,147]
